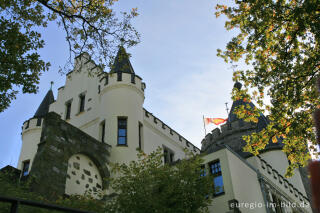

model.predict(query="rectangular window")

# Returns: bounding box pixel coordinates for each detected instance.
[105,75,109,85]
[138,122,143,150]
[100,121,105,143]
[22,160,30,176]
[117,72,122,81]
[131,74,135,84]
[164,149,168,164]
[163,147,174,164]
[36,118,41,126]
[117,117,127,145]
[209,160,224,196]
[271,193,286,213]
[79,94,85,112]
[66,102,72,120]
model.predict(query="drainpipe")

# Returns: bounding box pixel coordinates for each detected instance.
[258,173,271,213]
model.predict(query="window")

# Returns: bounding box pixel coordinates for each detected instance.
[163,147,174,164]
[209,160,224,196]
[22,160,30,176]
[66,102,72,120]
[79,94,85,112]
[36,118,41,126]
[270,193,286,213]
[138,122,143,150]
[117,117,127,145]
[164,149,168,164]
[131,74,135,84]
[105,75,109,85]
[100,121,105,143]
[117,72,122,81]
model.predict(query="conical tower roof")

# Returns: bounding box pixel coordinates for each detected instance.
[228,82,269,132]
[110,46,135,74]
[34,89,55,118]
[228,82,283,151]
[201,82,284,156]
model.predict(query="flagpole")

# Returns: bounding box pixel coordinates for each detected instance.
[203,115,207,137]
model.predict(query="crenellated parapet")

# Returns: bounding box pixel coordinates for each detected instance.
[22,117,43,133]
[143,109,200,153]
[257,156,310,205]
[98,72,146,98]
[201,120,256,154]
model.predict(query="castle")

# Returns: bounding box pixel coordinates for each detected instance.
[5,47,314,212]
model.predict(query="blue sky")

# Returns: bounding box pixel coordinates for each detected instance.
[0,0,238,168]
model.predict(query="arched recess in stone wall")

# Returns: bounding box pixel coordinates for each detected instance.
[65,154,103,198]
[30,112,111,199]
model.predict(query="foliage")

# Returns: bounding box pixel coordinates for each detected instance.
[0,0,139,112]
[105,148,213,213]
[216,0,320,177]
[0,170,107,212]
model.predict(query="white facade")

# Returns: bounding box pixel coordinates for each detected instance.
[18,51,200,183]
[16,50,312,213]
[202,147,312,213]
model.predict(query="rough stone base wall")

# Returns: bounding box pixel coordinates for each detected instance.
[30,112,111,199]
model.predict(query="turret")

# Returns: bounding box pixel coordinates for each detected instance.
[18,89,55,176]
[201,82,283,157]
[201,82,308,197]
[99,47,146,164]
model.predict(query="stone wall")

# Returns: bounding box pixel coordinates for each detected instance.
[30,112,111,199]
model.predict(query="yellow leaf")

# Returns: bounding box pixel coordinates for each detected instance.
[272,136,277,143]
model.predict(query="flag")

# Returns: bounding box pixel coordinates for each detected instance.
[204,118,227,125]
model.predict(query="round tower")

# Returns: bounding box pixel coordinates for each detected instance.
[18,89,55,175]
[201,82,307,195]
[98,47,146,164]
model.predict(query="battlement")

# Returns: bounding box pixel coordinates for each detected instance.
[143,109,200,153]
[201,120,256,152]
[99,72,146,96]
[22,117,43,132]
[257,156,310,204]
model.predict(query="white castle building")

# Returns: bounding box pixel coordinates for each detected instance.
[6,47,314,212]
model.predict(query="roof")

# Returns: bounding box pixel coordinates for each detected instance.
[228,82,269,131]
[34,90,55,118]
[110,46,135,74]
[227,82,284,152]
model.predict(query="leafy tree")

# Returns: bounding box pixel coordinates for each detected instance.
[0,0,139,112]
[215,0,320,176]
[106,148,213,213]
